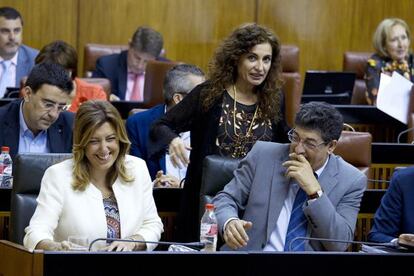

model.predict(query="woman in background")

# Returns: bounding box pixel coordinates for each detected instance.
[34,40,108,112]
[365,18,414,105]
[24,100,163,251]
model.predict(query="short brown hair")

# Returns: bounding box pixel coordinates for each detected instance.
[35,40,78,79]
[130,26,163,57]
[72,100,133,190]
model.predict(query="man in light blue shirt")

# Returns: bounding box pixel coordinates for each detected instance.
[0,7,38,98]
[0,62,74,159]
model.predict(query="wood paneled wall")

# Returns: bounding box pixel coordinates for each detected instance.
[0,0,77,50]
[2,0,414,77]
[78,0,255,75]
[259,0,414,76]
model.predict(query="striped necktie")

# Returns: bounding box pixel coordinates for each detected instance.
[284,173,318,251]
[284,187,308,251]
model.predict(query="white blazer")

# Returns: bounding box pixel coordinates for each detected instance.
[24,155,163,251]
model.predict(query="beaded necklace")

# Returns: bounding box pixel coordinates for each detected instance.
[232,85,259,157]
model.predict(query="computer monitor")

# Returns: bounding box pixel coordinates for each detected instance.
[301,71,356,104]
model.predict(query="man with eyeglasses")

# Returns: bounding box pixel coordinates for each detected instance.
[0,62,74,159]
[213,101,366,252]
[126,64,205,187]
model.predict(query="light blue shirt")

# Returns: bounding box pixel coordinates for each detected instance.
[18,101,49,154]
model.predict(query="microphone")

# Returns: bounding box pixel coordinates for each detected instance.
[367,179,390,184]
[397,126,414,144]
[288,236,398,252]
[88,238,205,252]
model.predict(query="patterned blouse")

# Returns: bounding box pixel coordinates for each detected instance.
[103,194,121,239]
[365,53,414,105]
[216,91,273,158]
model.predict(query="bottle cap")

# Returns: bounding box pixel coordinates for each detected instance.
[205,203,214,210]
[1,146,9,152]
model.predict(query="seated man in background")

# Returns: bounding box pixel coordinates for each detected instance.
[0,62,74,159]
[368,167,414,248]
[0,6,38,98]
[92,26,167,101]
[126,64,205,187]
[213,102,366,251]
[34,40,107,112]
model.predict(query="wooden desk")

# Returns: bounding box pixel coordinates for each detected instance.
[335,105,406,142]
[1,240,413,276]
[0,187,11,240]
[370,143,414,188]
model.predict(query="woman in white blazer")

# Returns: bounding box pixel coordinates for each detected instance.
[24,100,163,251]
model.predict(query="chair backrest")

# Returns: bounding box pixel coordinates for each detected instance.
[199,131,372,218]
[333,131,372,177]
[200,155,240,219]
[83,43,129,77]
[343,51,372,105]
[143,60,180,107]
[280,45,301,127]
[10,153,72,244]
[78,77,111,99]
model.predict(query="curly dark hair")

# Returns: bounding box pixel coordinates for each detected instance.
[203,23,283,122]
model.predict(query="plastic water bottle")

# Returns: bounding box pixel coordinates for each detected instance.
[200,203,218,252]
[0,146,13,188]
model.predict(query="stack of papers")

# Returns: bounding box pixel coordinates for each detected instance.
[377,72,413,124]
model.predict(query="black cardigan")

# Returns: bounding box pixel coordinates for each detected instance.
[149,81,288,241]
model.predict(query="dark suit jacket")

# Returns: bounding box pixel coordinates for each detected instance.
[0,99,74,159]
[126,104,166,180]
[368,166,414,243]
[16,45,39,87]
[92,51,168,100]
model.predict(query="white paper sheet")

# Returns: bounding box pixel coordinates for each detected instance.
[376,72,413,124]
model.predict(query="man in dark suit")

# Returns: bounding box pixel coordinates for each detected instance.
[126,64,204,187]
[0,62,74,159]
[213,102,366,252]
[92,26,167,101]
[368,167,414,246]
[0,7,38,98]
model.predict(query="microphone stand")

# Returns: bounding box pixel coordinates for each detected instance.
[288,236,397,252]
[88,238,205,252]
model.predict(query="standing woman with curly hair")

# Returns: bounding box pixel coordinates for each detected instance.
[149,23,288,242]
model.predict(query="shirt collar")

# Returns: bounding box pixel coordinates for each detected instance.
[314,155,329,178]
[19,101,46,137]
[0,51,18,65]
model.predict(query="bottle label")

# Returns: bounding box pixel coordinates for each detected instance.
[200,223,218,252]
[200,223,218,236]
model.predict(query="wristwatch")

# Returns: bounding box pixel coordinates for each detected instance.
[308,190,323,199]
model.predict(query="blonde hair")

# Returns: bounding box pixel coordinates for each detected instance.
[372,18,411,58]
[72,100,133,190]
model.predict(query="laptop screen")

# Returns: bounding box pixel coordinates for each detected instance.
[302,71,356,95]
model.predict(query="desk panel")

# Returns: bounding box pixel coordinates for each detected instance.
[1,241,412,276]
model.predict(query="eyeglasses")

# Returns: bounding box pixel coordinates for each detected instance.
[39,98,68,113]
[287,129,328,150]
